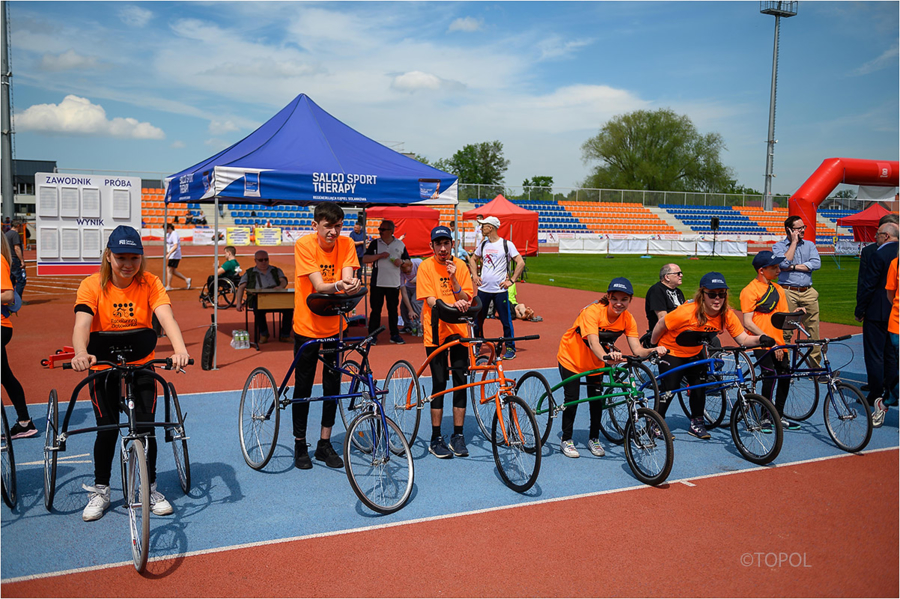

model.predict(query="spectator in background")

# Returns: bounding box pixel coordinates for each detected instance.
[363,220,410,345]
[645,264,685,335]
[349,220,368,278]
[236,250,293,344]
[773,216,821,368]
[508,283,542,321]
[400,258,423,334]
[165,223,191,291]
[5,220,26,300]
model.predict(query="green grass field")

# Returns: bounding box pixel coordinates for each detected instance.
[524,253,862,327]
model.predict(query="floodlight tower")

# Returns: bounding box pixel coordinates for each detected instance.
[760,1,798,212]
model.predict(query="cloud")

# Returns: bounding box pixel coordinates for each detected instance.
[448,17,483,33]
[537,36,594,60]
[15,95,165,139]
[852,43,899,76]
[208,120,240,135]
[39,50,100,71]
[170,140,185,149]
[119,6,153,28]
[390,71,466,93]
[205,138,230,148]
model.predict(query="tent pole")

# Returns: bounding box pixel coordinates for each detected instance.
[212,196,219,369]
[163,201,168,287]
[362,207,369,329]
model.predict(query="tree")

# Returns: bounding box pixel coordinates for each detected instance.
[580,108,735,193]
[443,141,509,185]
[523,176,553,189]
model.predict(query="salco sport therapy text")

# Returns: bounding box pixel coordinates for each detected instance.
[312,172,377,194]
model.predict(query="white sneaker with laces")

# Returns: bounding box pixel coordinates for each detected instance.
[186,278,192,290]
[82,484,111,522]
[150,482,174,516]
[873,397,887,429]
[560,439,580,458]
[587,438,606,457]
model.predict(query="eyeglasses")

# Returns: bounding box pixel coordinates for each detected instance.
[704,290,727,299]
[667,271,683,276]
[792,226,807,231]
[876,232,890,238]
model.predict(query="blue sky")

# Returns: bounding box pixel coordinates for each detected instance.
[7,1,899,195]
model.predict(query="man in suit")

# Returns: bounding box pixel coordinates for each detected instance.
[856,221,899,426]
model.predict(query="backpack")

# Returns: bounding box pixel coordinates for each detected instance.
[200,314,216,370]
[478,238,514,278]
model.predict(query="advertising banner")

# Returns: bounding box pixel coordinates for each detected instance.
[226,227,252,246]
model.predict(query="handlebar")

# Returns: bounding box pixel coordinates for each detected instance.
[320,327,385,355]
[63,357,194,371]
[797,335,853,344]
[459,334,540,344]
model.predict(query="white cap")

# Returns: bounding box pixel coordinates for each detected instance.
[477,216,501,229]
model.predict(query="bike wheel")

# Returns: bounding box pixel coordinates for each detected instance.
[679,382,727,429]
[470,356,500,439]
[124,438,151,572]
[217,278,236,309]
[781,355,819,421]
[167,383,191,494]
[623,407,674,486]
[515,371,555,446]
[1,407,16,509]
[337,359,362,433]
[823,382,871,453]
[384,359,422,447]
[43,389,59,511]
[344,412,414,515]
[600,370,629,445]
[730,393,782,465]
[239,367,280,469]
[491,396,541,493]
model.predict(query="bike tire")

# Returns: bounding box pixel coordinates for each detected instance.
[1,406,16,509]
[167,383,191,494]
[384,359,422,447]
[823,382,872,453]
[470,356,499,440]
[217,278,236,309]
[238,367,280,469]
[730,393,782,465]
[678,383,727,430]
[344,412,414,515]
[600,370,628,445]
[515,371,555,446]
[43,389,59,511]
[337,359,362,433]
[781,354,819,421]
[491,396,541,493]
[623,407,674,486]
[124,438,151,572]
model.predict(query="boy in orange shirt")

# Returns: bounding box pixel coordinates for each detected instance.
[740,251,800,430]
[291,202,360,469]
[416,226,475,459]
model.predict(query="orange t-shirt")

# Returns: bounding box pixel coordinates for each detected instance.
[416,256,475,347]
[292,233,360,338]
[1,255,12,329]
[739,278,789,339]
[74,271,171,365]
[887,258,899,336]
[557,302,639,373]
[659,302,745,358]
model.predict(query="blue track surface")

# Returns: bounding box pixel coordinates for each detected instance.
[2,334,897,581]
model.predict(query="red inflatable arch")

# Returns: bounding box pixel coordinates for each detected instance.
[789,157,899,241]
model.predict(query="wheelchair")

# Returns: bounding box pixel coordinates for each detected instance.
[200,274,239,309]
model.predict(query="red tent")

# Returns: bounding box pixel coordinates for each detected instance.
[836,203,894,242]
[461,194,539,256]
[365,205,440,256]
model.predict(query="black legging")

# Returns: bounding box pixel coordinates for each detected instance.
[426,343,468,410]
[89,369,158,486]
[1,326,30,423]
[558,363,605,442]
[658,351,706,420]
[754,349,790,415]
[291,334,339,440]
[369,286,401,338]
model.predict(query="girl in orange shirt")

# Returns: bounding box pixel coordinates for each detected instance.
[650,272,773,440]
[1,234,36,438]
[71,226,190,523]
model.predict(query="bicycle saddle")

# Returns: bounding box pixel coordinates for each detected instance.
[307,287,368,317]
[433,296,483,324]
[595,331,623,344]
[87,328,157,363]
[771,311,804,330]
[674,331,717,347]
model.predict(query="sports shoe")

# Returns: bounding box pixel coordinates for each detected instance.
[687,418,711,440]
[872,398,887,429]
[448,433,469,457]
[10,420,37,439]
[82,484,111,522]
[149,482,173,516]
[759,415,774,434]
[314,441,344,468]
[587,438,606,457]
[429,436,453,459]
[560,439,580,458]
[503,349,516,361]
[164,286,173,291]
[259,334,270,344]
[294,440,312,470]
[186,278,192,290]
[390,335,406,345]
[650,422,675,441]
[780,418,801,431]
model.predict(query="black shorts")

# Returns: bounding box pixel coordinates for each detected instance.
[167,259,180,268]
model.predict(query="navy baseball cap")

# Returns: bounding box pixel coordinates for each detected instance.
[607,277,634,295]
[107,225,144,255]
[431,226,453,241]
[699,272,729,290]
[752,250,782,270]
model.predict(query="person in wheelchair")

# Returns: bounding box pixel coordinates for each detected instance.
[417,226,475,459]
[200,245,242,305]
[556,278,665,459]
[650,272,774,440]
[70,226,191,522]
[236,249,293,343]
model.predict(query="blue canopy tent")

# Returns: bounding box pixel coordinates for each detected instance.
[163,94,457,367]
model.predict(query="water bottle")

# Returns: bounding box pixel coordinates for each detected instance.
[241,330,249,349]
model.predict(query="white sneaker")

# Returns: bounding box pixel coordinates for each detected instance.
[150,482,174,516]
[873,397,887,429]
[82,484,111,522]
[186,278,192,290]
[588,438,606,457]
[560,439,580,458]
[164,286,173,291]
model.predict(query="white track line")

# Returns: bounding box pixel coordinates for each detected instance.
[4,445,896,585]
